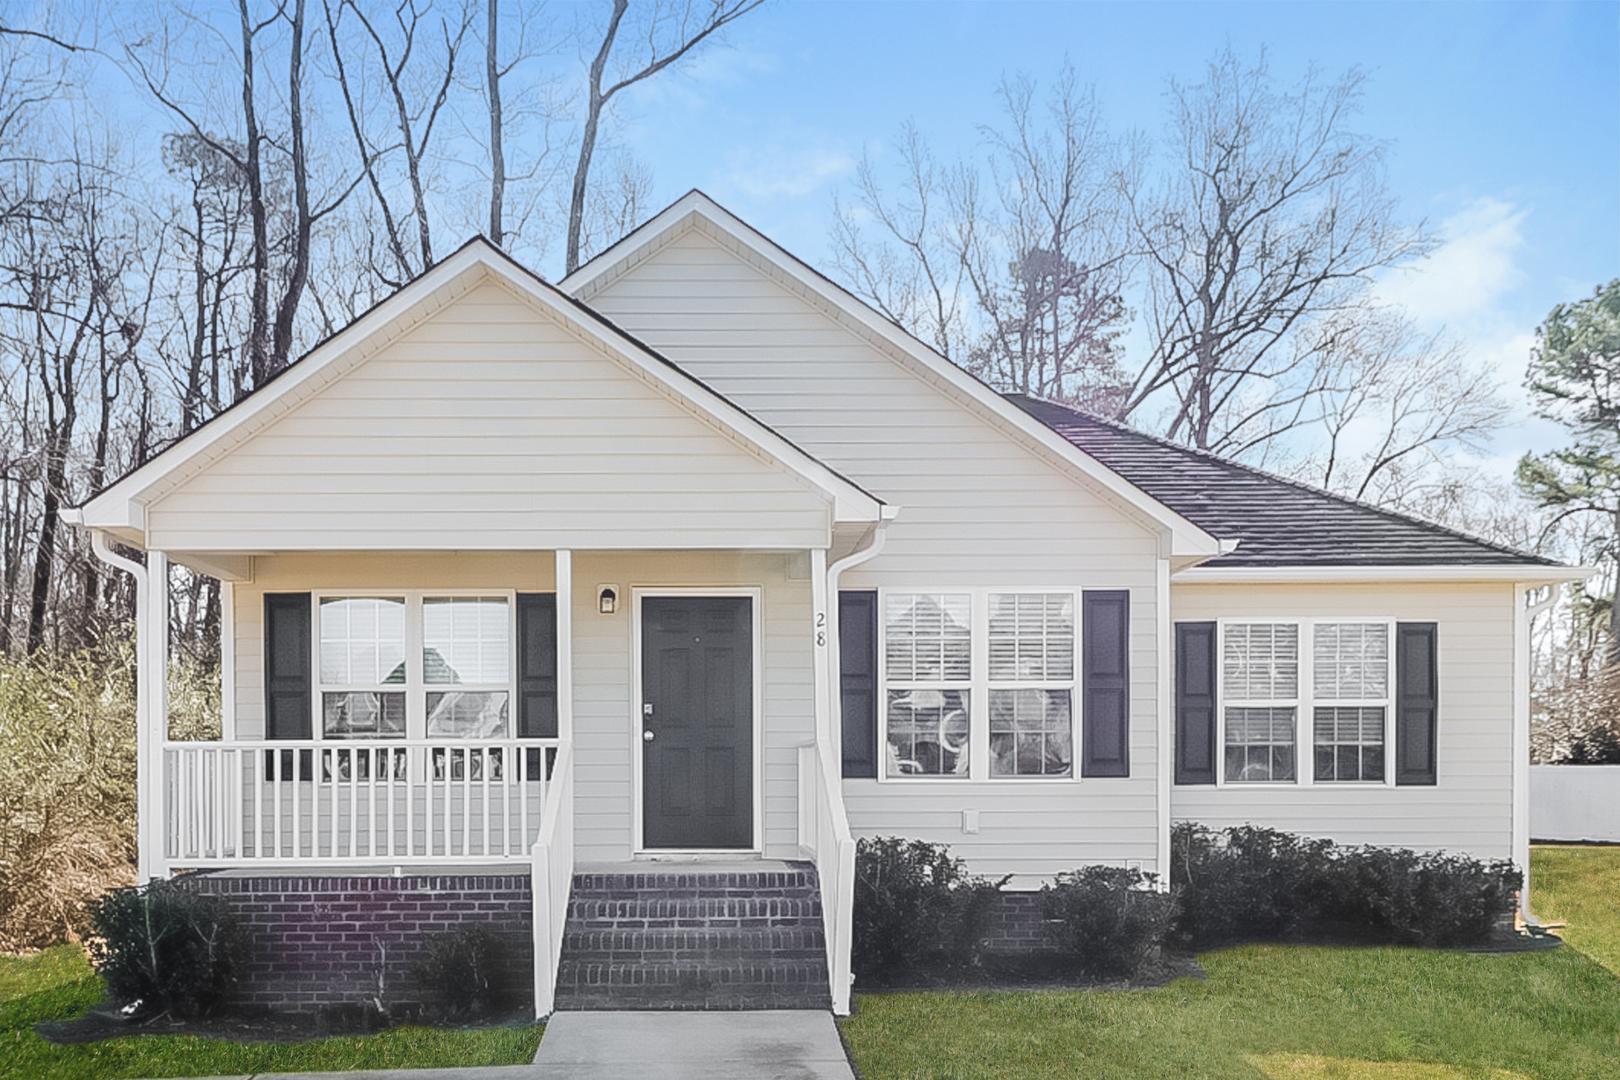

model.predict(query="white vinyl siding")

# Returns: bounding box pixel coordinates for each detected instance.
[583,225,1163,882]
[144,280,833,551]
[1173,583,1516,860]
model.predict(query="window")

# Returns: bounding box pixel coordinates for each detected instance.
[313,592,518,769]
[317,597,407,740]
[884,593,971,777]
[1222,623,1298,782]
[988,593,1075,777]
[1312,622,1390,782]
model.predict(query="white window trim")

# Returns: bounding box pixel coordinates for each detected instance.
[310,589,519,744]
[876,586,1084,784]
[1213,617,1398,789]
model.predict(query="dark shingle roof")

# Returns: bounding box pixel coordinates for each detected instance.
[1008,393,1555,568]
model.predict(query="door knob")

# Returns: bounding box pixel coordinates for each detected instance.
[643,730,655,742]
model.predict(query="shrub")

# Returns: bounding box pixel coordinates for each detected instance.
[852,836,1007,984]
[1170,823,1520,949]
[1040,866,1178,977]
[86,878,245,1018]
[1170,823,1333,947]
[412,927,509,1018]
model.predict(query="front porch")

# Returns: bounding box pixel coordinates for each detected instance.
[118,546,863,1016]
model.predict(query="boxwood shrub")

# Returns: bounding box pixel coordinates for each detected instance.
[1170,823,1520,948]
[412,927,509,1018]
[86,878,245,1018]
[1040,866,1178,977]
[852,836,1007,984]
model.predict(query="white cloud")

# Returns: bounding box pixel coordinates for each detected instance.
[725,142,856,199]
[1375,196,1528,327]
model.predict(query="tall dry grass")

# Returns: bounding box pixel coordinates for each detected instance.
[0,638,219,950]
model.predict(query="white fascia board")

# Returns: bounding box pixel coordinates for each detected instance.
[561,191,1222,558]
[1173,564,1597,585]
[74,237,883,538]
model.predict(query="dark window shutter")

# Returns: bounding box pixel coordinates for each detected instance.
[1175,621,1218,785]
[517,593,558,739]
[839,590,878,778]
[1396,622,1438,786]
[264,593,312,779]
[1082,590,1130,777]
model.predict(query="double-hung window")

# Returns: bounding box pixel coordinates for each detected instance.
[883,593,972,777]
[987,593,1075,777]
[1221,622,1299,783]
[1312,622,1391,783]
[314,592,517,779]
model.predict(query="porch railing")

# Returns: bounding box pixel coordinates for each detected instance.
[162,738,562,867]
[798,742,855,1015]
[530,742,575,1018]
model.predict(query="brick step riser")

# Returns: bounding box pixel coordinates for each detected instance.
[556,961,830,988]
[563,928,824,952]
[572,875,816,892]
[568,899,821,921]
[556,989,833,1011]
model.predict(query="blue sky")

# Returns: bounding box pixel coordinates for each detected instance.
[602,0,1619,474]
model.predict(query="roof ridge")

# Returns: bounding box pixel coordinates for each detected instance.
[1006,392,1555,566]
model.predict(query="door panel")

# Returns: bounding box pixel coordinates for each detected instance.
[642,595,753,849]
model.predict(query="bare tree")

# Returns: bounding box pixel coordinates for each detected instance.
[832,68,1134,408]
[1122,49,1432,454]
[565,0,765,273]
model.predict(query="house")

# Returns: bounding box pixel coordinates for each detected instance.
[65,190,1584,1018]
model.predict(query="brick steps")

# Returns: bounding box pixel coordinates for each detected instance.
[553,862,831,1011]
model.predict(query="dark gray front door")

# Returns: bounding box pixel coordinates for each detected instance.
[641,595,753,849]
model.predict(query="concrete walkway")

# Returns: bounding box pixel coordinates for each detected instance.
[532,1010,856,1079]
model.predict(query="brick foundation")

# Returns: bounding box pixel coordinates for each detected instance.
[182,871,532,1016]
[983,890,1049,953]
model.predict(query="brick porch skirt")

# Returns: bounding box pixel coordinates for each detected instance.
[180,871,533,1016]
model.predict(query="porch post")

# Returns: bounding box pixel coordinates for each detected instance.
[144,551,171,881]
[555,550,573,740]
[810,548,831,746]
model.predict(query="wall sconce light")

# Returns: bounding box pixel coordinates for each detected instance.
[597,585,618,615]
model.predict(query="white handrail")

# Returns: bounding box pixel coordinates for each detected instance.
[162,738,561,866]
[531,742,574,1018]
[799,742,855,1015]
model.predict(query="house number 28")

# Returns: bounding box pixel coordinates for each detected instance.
[815,611,826,648]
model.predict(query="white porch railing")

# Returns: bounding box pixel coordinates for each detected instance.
[163,738,562,867]
[530,742,575,1018]
[798,742,855,1015]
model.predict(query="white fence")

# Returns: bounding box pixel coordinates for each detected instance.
[1530,764,1620,843]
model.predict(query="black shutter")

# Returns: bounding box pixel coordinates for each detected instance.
[517,593,558,738]
[264,592,312,779]
[1396,622,1438,786]
[1081,590,1130,777]
[839,590,878,778]
[1175,621,1218,785]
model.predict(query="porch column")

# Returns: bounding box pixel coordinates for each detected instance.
[810,548,831,746]
[142,551,170,881]
[555,550,573,740]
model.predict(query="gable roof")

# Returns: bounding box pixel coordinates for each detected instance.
[1008,393,1563,573]
[70,236,886,540]
[562,189,1226,561]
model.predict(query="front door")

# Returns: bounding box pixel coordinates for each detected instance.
[640,595,754,849]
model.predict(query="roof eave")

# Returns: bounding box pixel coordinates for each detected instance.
[1173,564,1594,585]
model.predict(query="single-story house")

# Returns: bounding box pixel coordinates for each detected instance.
[65,190,1585,1018]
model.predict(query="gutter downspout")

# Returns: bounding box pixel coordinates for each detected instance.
[1515,582,1557,923]
[89,530,155,882]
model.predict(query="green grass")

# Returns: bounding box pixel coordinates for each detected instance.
[840,846,1620,1079]
[0,946,541,1080]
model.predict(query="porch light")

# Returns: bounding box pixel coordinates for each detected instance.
[597,585,618,615]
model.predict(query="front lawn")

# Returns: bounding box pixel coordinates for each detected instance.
[0,946,541,1080]
[840,846,1620,1079]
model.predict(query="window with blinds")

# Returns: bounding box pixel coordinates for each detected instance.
[1222,623,1298,783]
[883,594,972,777]
[1312,622,1391,782]
[988,592,1075,777]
